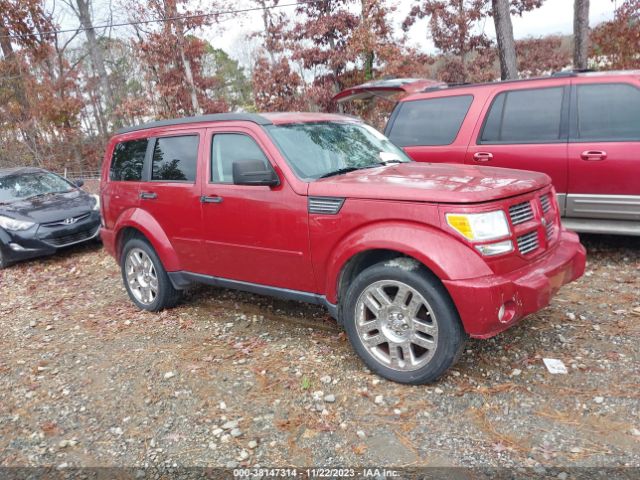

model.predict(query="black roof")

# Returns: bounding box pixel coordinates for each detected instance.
[0,167,46,178]
[116,113,273,135]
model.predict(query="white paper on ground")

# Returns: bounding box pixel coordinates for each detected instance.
[543,358,568,374]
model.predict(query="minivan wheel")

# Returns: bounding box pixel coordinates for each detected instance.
[121,238,181,312]
[343,259,466,384]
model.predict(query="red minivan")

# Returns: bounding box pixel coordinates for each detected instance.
[100,112,585,384]
[335,71,640,236]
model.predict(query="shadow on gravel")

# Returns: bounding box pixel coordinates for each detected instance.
[578,233,639,253]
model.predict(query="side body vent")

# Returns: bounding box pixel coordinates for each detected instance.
[308,196,345,215]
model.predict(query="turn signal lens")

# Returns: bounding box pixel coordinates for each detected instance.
[446,215,473,240]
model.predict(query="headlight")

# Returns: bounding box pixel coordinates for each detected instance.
[446,210,510,241]
[0,215,36,231]
[91,194,100,211]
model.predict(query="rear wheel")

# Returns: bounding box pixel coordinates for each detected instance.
[120,238,181,311]
[343,259,466,384]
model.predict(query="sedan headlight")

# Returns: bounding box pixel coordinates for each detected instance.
[446,210,510,241]
[0,215,36,231]
[91,194,100,211]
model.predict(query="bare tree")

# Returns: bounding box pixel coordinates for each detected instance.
[573,0,590,69]
[64,0,113,135]
[492,0,518,80]
[163,0,201,116]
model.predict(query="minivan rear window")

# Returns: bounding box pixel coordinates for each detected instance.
[109,139,148,181]
[480,87,564,144]
[387,95,473,147]
[151,135,199,182]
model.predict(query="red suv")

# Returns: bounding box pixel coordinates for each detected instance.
[100,113,586,384]
[335,71,640,236]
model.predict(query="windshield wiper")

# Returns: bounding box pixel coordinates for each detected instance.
[26,190,69,200]
[318,164,383,179]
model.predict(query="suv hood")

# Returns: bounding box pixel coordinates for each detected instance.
[309,162,550,204]
[0,189,95,224]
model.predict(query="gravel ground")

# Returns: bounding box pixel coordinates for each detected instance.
[0,234,638,470]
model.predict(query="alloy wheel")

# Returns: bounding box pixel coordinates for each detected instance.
[125,248,159,305]
[355,280,439,371]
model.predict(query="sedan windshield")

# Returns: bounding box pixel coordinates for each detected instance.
[0,172,75,204]
[266,122,411,181]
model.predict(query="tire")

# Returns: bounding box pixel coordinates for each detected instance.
[342,258,466,384]
[120,237,181,312]
[0,248,7,269]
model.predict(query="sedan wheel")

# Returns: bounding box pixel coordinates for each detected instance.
[125,247,159,305]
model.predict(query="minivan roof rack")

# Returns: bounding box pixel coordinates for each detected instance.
[116,113,273,135]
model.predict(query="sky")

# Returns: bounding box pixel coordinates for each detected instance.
[50,0,619,66]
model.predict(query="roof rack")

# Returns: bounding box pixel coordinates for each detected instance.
[116,113,273,135]
[551,69,596,77]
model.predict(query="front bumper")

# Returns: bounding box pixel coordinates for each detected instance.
[443,230,586,338]
[0,211,101,264]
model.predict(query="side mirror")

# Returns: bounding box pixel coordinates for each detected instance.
[74,179,85,188]
[232,161,280,187]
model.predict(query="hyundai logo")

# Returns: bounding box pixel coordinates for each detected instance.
[63,217,78,225]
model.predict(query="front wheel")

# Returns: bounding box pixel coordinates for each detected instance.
[343,259,466,384]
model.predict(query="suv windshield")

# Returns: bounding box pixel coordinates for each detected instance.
[266,122,411,180]
[0,172,75,204]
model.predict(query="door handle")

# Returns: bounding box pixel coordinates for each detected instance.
[580,150,607,161]
[473,152,493,162]
[139,191,157,200]
[201,195,223,204]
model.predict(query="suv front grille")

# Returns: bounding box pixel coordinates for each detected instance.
[540,194,551,213]
[545,220,555,240]
[516,230,539,255]
[509,201,534,225]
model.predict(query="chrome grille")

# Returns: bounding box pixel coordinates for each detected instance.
[545,221,555,240]
[308,197,345,215]
[540,194,551,213]
[517,231,539,255]
[509,201,534,225]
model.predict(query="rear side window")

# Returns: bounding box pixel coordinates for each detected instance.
[109,139,148,181]
[211,134,270,183]
[480,87,564,143]
[151,135,199,182]
[388,95,473,146]
[574,83,640,141]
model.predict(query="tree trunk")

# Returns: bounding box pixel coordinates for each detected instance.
[176,33,201,115]
[164,0,201,116]
[573,0,590,70]
[360,0,375,81]
[492,0,518,80]
[259,0,276,65]
[75,0,112,131]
